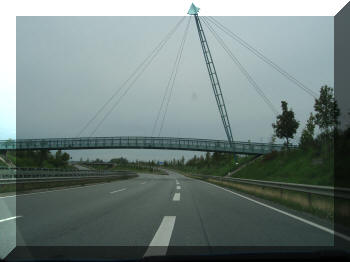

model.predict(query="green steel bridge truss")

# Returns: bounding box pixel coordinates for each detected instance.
[0,136,296,155]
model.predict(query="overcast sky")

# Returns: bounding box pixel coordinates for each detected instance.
[15,16,334,161]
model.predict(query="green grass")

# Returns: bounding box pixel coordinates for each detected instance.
[6,152,16,165]
[0,160,7,167]
[169,155,255,177]
[168,147,333,186]
[232,148,333,186]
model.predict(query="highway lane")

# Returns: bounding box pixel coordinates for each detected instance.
[1,170,348,260]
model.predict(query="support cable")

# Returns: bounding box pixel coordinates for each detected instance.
[151,17,191,137]
[88,17,186,137]
[76,16,186,137]
[158,17,191,137]
[206,16,318,98]
[202,17,278,115]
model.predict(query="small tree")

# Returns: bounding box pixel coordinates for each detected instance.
[299,113,315,150]
[272,101,299,148]
[181,156,185,166]
[314,85,340,138]
[270,134,276,144]
[38,149,50,166]
[314,85,340,164]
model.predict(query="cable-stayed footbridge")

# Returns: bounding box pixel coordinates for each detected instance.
[2,4,316,155]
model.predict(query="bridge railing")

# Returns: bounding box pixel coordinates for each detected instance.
[0,136,297,154]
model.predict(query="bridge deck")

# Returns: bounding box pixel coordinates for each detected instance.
[0,136,296,155]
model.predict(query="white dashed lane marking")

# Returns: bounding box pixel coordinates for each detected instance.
[0,216,21,223]
[144,216,176,257]
[110,188,126,194]
[173,193,180,201]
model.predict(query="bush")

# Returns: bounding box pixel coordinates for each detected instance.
[262,150,278,162]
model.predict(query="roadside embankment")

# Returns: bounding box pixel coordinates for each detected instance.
[231,149,334,186]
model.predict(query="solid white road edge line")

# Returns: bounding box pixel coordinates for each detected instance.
[144,216,176,257]
[173,193,180,201]
[0,216,21,223]
[110,188,127,194]
[197,178,350,242]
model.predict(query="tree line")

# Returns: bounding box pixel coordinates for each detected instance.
[13,149,70,168]
[272,85,339,150]
[163,84,344,172]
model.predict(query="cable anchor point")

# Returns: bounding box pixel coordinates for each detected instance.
[187,3,200,15]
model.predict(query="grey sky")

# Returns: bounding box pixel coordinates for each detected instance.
[16,16,334,161]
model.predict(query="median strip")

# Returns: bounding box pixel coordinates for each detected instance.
[0,173,138,194]
[144,216,176,257]
[110,188,126,194]
[0,182,107,199]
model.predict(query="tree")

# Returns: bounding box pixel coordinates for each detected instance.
[212,152,221,162]
[38,149,50,165]
[61,152,70,162]
[314,85,340,138]
[205,152,211,167]
[314,86,340,165]
[110,157,128,165]
[272,101,299,148]
[299,113,316,149]
[181,156,185,166]
[199,155,205,165]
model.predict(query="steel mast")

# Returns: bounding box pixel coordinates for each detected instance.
[188,3,235,152]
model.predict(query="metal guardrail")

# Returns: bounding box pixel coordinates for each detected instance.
[188,174,350,199]
[0,167,136,184]
[0,136,298,155]
[0,175,137,185]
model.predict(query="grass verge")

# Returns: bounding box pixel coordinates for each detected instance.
[171,168,350,227]
[176,170,336,223]
[232,149,333,186]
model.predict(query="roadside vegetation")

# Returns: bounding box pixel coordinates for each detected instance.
[162,153,255,177]
[166,85,344,187]
[5,149,73,169]
[79,157,168,175]
[231,147,333,186]
[0,159,7,167]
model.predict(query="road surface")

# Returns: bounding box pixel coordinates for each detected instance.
[0,170,348,260]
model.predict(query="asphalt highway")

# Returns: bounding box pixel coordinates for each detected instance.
[0,170,348,260]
